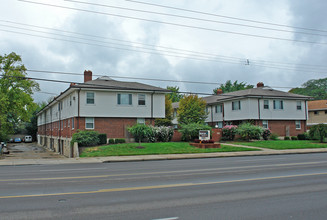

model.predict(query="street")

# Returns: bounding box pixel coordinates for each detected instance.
[0,153,327,219]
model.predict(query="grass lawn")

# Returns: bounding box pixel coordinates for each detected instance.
[232,140,327,150]
[80,142,259,157]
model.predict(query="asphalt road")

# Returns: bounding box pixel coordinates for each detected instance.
[0,153,327,219]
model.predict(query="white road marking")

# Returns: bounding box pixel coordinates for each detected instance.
[152,217,179,220]
[40,167,107,172]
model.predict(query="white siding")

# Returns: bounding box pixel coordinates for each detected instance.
[260,99,306,120]
[224,98,258,121]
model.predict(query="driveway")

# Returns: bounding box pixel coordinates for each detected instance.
[2,142,64,159]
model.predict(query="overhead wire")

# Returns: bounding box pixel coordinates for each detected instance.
[18,0,327,45]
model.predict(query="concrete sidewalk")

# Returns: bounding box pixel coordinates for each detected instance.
[1,147,327,166]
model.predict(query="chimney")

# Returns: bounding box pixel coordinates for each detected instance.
[257,82,264,88]
[216,89,223,95]
[84,70,92,82]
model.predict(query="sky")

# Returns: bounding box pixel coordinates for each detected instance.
[1,0,327,103]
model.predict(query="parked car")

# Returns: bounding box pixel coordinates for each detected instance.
[24,136,32,143]
[8,138,14,143]
[14,138,22,143]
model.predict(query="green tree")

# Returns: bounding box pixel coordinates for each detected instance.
[177,94,207,124]
[0,52,39,140]
[213,80,254,94]
[289,78,327,100]
[166,86,183,102]
[25,101,47,141]
[309,124,327,143]
[155,96,173,126]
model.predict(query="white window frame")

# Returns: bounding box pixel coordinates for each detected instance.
[138,94,146,106]
[137,118,145,125]
[295,120,301,130]
[296,101,302,110]
[72,118,75,130]
[216,121,223,128]
[85,117,94,129]
[86,92,95,105]
[263,100,269,109]
[262,120,268,129]
[232,100,241,111]
[273,100,284,110]
[215,105,222,113]
[117,93,132,105]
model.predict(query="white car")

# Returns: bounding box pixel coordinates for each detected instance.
[24,136,32,143]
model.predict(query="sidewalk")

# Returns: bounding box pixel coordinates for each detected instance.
[1,146,327,166]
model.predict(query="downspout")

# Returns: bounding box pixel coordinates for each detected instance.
[222,103,225,126]
[151,92,154,125]
[258,98,261,124]
[211,105,214,126]
[77,89,81,129]
[304,100,308,131]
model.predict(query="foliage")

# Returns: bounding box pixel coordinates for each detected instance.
[236,123,264,141]
[179,123,212,141]
[289,78,327,100]
[297,133,307,140]
[108,139,115,144]
[79,142,258,157]
[213,80,254,94]
[151,126,174,142]
[291,136,298,140]
[284,136,290,140]
[177,94,207,124]
[71,130,100,147]
[269,133,279,140]
[221,125,238,141]
[166,86,183,102]
[0,52,39,140]
[309,124,327,143]
[128,124,152,144]
[155,96,173,126]
[98,134,107,145]
[115,138,126,144]
[262,128,271,140]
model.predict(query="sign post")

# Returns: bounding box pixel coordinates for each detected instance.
[199,130,210,141]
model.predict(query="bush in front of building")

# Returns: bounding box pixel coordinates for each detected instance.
[262,128,271,140]
[297,133,307,140]
[178,123,212,142]
[236,123,264,141]
[221,125,238,141]
[115,138,126,144]
[108,138,115,144]
[150,126,174,142]
[269,133,279,140]
[284,136,290,140]
[291,136,298,140]
[98,134,107,145]
[309,124,327,143]
[72,130,100,147]
[128,124,153,143]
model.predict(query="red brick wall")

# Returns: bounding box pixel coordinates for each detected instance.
[171,130,182,142]
[211,128,222,142]
[257,120,306,136]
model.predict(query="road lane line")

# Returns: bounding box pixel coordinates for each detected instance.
[39,167,107,172]
[1,172,327,199]
[1,161,326,182]
[152,217,179,220]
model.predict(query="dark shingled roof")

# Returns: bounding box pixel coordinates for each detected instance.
[73,76,170,93]
[203,87,312,104]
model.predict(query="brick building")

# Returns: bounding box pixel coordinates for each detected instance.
[37,70,169,155]
[173,83,312,137]
[307,100,327,128]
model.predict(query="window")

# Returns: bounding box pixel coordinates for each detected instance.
[85,117,94,129]
[206,107,209,113]
[264,100,269,109]
[64,120,66,128]
[216,121,223,128]
[68,119,70,128]
[232,101,241,110]
[314,111,319,115]
[138,94,146,106]
[262,120,268,129]
[296,101,302,110]
[117,94,132,105]
[86,92,95,104]
[72,118,74,130]
[70,95,72,106]
[61,120,63,130]
[295,120,301,129]
[215,105,222,113]
[325,110,327,114]
[137,118,145,124]
[273,100,283,110]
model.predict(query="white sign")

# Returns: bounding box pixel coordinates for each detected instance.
[199,130,210,141]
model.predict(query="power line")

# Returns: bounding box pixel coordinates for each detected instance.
[3,20,327,72]
[18,0,327,45]
[64,0,327,38]
[126,0,327,34]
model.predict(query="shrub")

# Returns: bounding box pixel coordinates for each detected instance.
[309,124,327,143]
[154,118,172,126]
[284,136,290,140]
[115,138,126,144]
[71,130,100,147]
[156,126,174,142]
[262,128,271,140]
[108,139,115,144]
[291,136,298,140]
[179,123,212,142]
[98,134,107,145]
[236,123,264,141]
[297,133,306,140]
[128,124,152,143]
[221,125,238,141]
[270,133,279,140]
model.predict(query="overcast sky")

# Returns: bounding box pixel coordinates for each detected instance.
[1,0,326,103]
